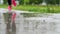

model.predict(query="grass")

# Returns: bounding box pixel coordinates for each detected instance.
[0,5,60,13]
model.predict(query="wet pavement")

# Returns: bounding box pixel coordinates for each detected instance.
[0,8,60,34]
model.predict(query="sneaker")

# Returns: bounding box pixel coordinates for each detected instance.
[8,5,12,11]
[12,13,16,22]
[12,0,16,6]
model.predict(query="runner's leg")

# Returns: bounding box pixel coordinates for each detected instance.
[12,13,16,34]
[7,0,12,34]
[7,0,12,11]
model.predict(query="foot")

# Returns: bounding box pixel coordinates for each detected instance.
[12,13,16,22]
[8,5,12,11]
[12,0,16,6]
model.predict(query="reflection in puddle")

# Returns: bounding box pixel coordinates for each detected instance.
[0,13,60,34]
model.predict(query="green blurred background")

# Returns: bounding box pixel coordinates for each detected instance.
[0,0,60,13]
[3,0,60,5]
